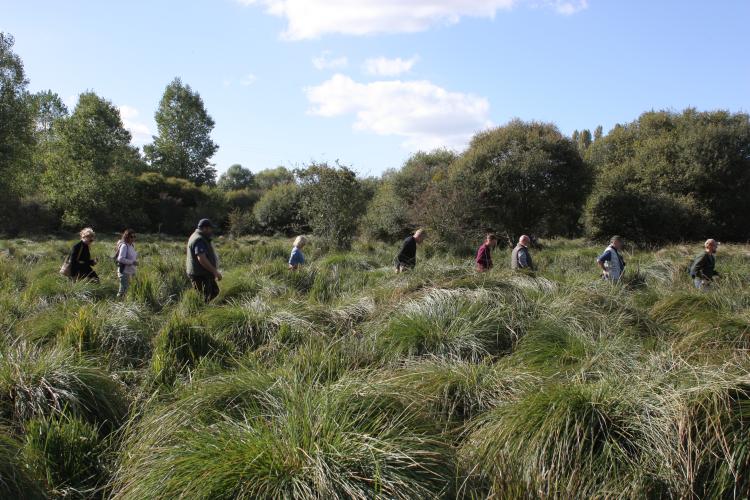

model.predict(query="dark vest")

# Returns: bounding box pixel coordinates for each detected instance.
[186,230,217,277]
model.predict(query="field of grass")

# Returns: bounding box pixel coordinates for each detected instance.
[1,235,749,499]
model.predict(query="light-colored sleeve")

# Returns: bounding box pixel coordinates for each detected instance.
[118,244,135,265]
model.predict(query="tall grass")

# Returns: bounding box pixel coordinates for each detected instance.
[112,368,453,499]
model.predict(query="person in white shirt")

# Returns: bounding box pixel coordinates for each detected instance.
[116,229,138,298]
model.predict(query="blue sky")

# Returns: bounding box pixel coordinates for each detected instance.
[3,0,749,177]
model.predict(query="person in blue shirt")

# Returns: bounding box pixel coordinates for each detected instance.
[289,236,307,270]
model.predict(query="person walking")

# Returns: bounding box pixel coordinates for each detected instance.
[597,235,626,282]
[115,229,138,298]
[186,219,222,303]
[476,233,498,272]
[394,229,426,273]
[511,235,535,271]
[69,227,99,282]
[690,239,719,290]
[289,236,307,270]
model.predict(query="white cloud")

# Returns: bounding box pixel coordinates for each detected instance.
[240,73,258,86]
[312,51,348,70]
[118,105,152,145]
[305,74,492,150]
[363,56,419,77]
[238,0,589,39]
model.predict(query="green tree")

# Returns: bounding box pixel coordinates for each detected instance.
[363,149,456,241]
[217,164,254,191]
[40,92,142,228]
[0,33,34,202]
[253,183,304,235]
[297,163,366,250]
[57,92,140,173]
[145,78,218,186]
[593,125,603,141]
[423,120,592,249]
[585,109,750,242]
[254,166,294,190]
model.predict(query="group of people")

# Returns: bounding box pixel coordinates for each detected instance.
[396,230,721,290]
[63,219,722,304]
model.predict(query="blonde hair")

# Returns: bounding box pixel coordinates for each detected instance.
[293,236,307,247]
[80,227,96,240]
[414,228,426,237]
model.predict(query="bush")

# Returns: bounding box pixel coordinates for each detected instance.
[297,163,367,250]
[112,370,453,499]
[253,183,305,235]
[0,430,45,499]
[0,344,127,431]
[24,414,105,496]
[585,109,750,242]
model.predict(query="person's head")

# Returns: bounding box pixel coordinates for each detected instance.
[197,219,214,236]
[519,235,531,247]
[121,228,136,244]
[414,229,426,244]
[293,235,307,249]
[705,238,718,254]
[485,233,498,248]
[80,227,96,245]
[610,235,623,250]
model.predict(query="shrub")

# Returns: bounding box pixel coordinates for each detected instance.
[376,288,518,361]
[112,371,453,499]
[0,343,127,431]
[0,430,45,499]
[23,414,105,497]
[253,183,305,235]
[150,314,233,386]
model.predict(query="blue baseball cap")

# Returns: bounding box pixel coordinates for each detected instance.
[197,218,214,229]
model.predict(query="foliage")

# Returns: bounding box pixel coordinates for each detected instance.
[297,162,367,250]
[585,109,750,242]
[253,182,305,235]
[145,77,218,186]
[422,120,593,248]
[217,163,255,191]
[254,166,294,190]
[363,149,455,242]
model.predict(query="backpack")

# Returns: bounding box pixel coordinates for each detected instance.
[112,242,122,264]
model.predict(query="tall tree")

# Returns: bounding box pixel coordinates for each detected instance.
[593,125,603,141]
[145,78,218,185]
[57,92,138,173]
[0,33,34,199]
[217,164,255,191]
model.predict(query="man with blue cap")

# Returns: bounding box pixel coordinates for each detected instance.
[186,218,222,302]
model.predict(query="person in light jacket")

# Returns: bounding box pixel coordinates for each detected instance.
[289,236,307,270]
[116,228,138,298]
[69,227,99,282]
[597,235,626,282]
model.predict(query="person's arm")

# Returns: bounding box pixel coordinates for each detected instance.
[694,254,708,280]
[196,254,222,280]
[597,250,611,274]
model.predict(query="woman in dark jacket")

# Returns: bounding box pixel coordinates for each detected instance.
[69,227,99,282]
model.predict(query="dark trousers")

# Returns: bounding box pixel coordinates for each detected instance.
[190,275,219,303]
[72,269,99,283]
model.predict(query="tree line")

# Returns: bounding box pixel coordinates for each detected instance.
[2,32,749,249]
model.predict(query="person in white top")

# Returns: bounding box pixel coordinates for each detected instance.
[116,228,138,298]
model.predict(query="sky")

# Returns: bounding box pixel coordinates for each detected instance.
[3,0,749,177]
